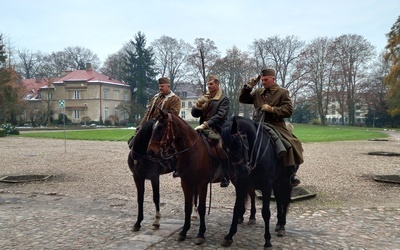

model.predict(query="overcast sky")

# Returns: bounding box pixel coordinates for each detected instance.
[1,0,399,63]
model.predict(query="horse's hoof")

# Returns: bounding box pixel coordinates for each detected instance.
[264,241,273,249]
[194,237,205,245]
[277,229,286,237]
[221,239,233,247]
[177,235,186,241]
[247,219,256,225]
[151,224,160,230]
[131,226,140,232]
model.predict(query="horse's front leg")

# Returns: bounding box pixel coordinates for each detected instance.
[247,188,257,225]
[260,186,273,249]
[177,180,193,241]
[273,181,292,237]
[194,185,208,245]
[221,182,247,247]
[132,174,145,232]
[150,177,161,230]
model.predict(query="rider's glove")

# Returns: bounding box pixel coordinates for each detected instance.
[247,75,261,88]
[194,122,209,131]
[196,94,209,108]
[261,104,274,113]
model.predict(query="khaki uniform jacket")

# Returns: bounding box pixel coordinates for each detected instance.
[140,91,181,127]
[239,84,304,166]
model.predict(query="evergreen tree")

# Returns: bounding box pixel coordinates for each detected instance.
[123,32,157,121]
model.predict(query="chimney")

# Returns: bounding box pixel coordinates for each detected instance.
[86,63,92,71]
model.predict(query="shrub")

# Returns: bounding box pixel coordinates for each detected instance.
[0,128,6,137]
[0,123,20,135]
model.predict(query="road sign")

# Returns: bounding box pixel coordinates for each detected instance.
[59,100,65,109]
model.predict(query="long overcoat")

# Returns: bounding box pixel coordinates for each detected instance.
[239,84,304,166]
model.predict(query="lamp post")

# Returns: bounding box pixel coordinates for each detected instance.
[84,103,87,126]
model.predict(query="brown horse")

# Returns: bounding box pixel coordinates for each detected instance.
[147,110,256,245]
[127,119,172,232]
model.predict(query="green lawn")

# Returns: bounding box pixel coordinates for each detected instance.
[293,124,389,142]
[15,124,390,143]
[18,128,135,141]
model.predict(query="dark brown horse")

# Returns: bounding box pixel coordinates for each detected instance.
[220,116,293,249]
[147,110,256,245]
[127,119,172,232]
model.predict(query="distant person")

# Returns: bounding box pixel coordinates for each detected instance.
[239,68,304,187]
[191,75,230,187]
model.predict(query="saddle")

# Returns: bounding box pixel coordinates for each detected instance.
[200,129,228,160]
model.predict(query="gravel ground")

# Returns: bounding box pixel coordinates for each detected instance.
[1,131,399,210]
[1,131,400,249]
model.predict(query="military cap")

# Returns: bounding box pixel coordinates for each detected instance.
[158,77,170,85]
[261,68,276,77]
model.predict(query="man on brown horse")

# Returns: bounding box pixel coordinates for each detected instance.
[191,75,230,187]
[239,68,304,187]
[128,77,181,176]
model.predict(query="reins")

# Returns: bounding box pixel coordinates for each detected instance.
[225,113,271,175]
[157,113,201,160]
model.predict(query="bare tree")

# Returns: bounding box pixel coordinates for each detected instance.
[250,35,306,93]
[211,46,253,116]
[188,38,220,92]
[63,46,100,70]
[100,49,126,82]
[330,34,375,125]
[14,49,44,79]
[300,37,336,125]
[151,35,191,90]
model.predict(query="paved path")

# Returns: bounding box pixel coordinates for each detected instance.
[1,188,399,249]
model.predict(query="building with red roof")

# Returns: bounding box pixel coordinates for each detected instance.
[37,63,131,125]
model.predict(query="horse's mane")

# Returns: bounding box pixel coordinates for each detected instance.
[131,119,154,155]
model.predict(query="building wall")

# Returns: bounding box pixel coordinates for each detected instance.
[50,81,130,124]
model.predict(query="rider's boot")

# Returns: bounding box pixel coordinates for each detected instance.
[288,165,300,187]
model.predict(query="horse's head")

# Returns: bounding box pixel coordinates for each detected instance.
[147,108,173,158]
[221,117,251,172]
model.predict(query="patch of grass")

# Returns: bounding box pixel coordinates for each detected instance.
[18,128,135,141]
[292,124,389,142]
[16,124,389,143]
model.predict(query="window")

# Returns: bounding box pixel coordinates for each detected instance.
[181,101,185,108]
[114,90,119,100]
[73,90,80,99]
[114,109,119,118]
[188,101,193,108]
[74,110,80,118]
[104,89,109,99]
[48,92,53,100]
[124,92,129,101]
[104,107,109,119]
[181,111,186,119]
[181,92,187,98]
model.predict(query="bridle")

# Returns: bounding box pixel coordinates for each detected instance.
[224,114,271,175]
[150,112,201,160]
